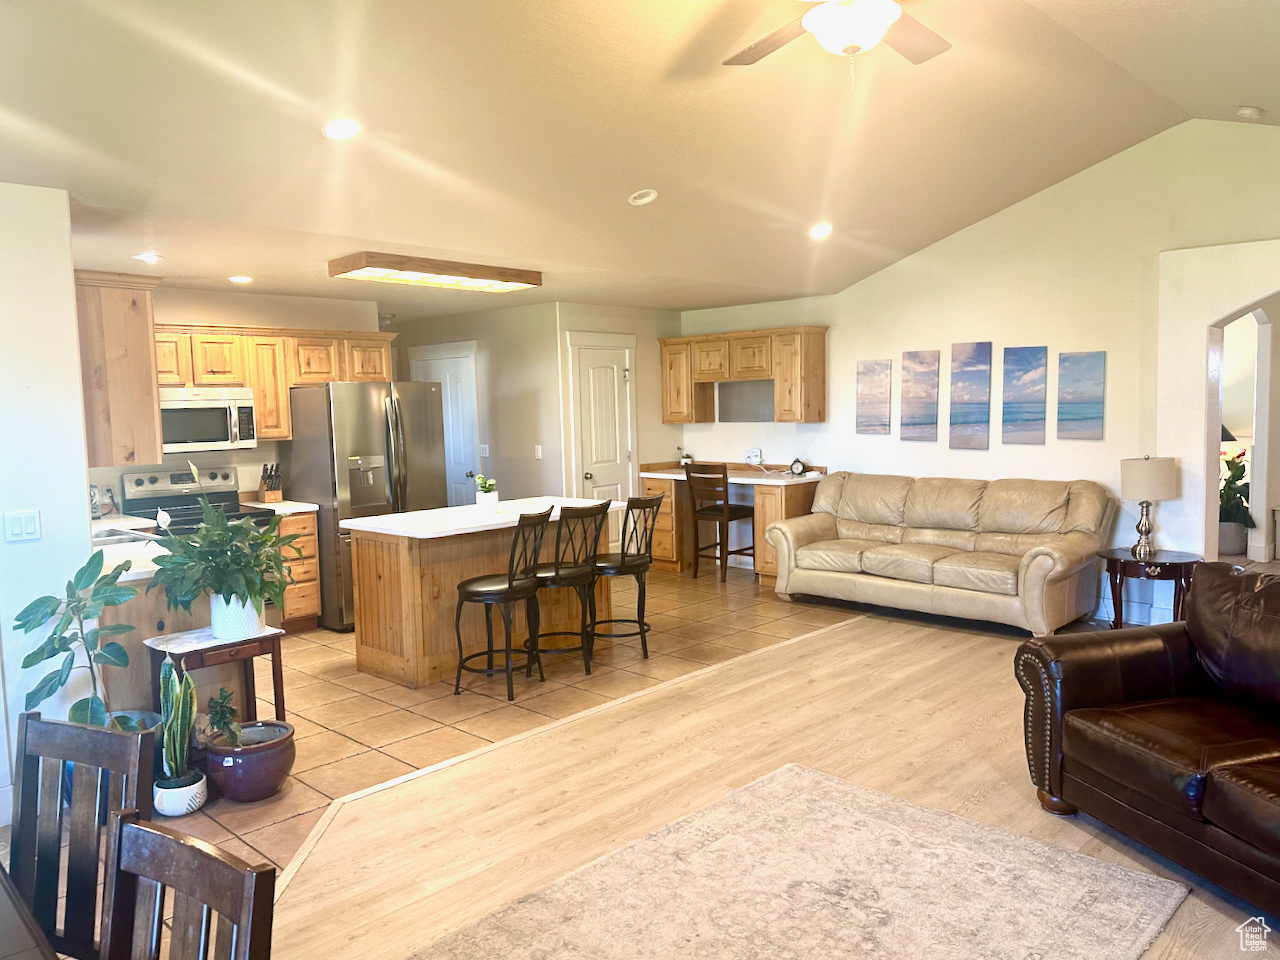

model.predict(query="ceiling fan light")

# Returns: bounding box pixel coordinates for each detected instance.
[801,0,902,56]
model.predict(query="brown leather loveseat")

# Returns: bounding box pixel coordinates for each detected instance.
[1016,562,1280,915]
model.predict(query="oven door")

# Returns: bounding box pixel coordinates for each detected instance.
[160,399,255,452]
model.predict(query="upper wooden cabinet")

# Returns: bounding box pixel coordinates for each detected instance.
[245,336,292,440]
[75,271,164,468]
[344,339,392,382]
[190,334,245,385]
[292,337,343,384]
[660,326,826,423]
[153,332,191,386]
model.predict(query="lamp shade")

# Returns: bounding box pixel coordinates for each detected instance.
[1120,457,1177,502]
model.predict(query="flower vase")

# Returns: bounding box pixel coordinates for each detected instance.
[476,490,499,511]
[210,594,267,641]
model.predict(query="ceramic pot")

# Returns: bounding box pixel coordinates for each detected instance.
[1219,521,1249,556]
[210,594,266,641]
[476,490,499,511]
[206,721,296,803]
[153,770,207,816]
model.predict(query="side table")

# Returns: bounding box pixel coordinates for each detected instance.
[1098,548,1202,629]
[145,626,286,722]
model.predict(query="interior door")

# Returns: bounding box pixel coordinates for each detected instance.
[577,345,632,549]
[411,356,479,506]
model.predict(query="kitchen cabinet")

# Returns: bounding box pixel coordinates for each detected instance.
[279,513,321,628]
[660,341,714,425]
[730,336,772,379]
[246,336,292,439]
[190,333,245,384]
[292,337,344,383]
[692,339,730,382]
[343,339,392,382]
[153,332,192,385]
[773,328,826,423]
[641,477,686,571]
[75,271,164,468]
[751,484,818,576]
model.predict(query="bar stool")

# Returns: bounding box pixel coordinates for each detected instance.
[592,494,664,659]
[454,506,553,701]
[684,462,754,582]
[531,501,612,676]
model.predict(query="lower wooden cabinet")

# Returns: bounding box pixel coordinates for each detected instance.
[642,478,686,572]
[280,513,321,626]
[752,484,819,577]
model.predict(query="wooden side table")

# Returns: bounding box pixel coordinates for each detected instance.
[1098,548,1202,629]
[144,626,286,721]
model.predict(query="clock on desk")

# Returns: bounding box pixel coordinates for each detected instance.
[790,458,806,476]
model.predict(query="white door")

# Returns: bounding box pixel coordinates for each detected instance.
[577,346,632,548]
[411,356,479,506]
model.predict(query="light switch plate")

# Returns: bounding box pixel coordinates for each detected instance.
[479,444,490,458]
[534,444,543,460]
[4,510,41,542]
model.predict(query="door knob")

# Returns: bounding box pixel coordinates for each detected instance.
[583,472,593,480]
[466,471,475,478]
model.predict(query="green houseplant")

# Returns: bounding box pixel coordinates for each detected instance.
[1219,450,1254,555]
[204,687,296,803]
[474,473,498,511]
[153,656,205,815]
[148,496,301,640]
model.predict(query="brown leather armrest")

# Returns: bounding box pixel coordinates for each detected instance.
[1014,623,1206,797]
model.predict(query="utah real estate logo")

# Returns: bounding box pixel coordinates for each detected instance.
[1238,916,1271,952]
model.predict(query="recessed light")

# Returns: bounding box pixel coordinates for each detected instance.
[1237,106,1266,120]
[228,276,253,284]
[132,252,163,264]
[628,189,658,206]
[323,118,362,140]
[809,221,833,241]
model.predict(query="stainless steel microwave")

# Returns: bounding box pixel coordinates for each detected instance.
[158,387,257,453]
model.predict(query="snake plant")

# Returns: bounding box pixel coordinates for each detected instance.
[158,656,198,783]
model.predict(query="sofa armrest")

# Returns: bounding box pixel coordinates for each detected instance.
[1019,531,1101,585]
[1014,624,1206,797]
[765,513,837,594]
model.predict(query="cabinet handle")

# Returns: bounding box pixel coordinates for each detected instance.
[1145,564,1162,576]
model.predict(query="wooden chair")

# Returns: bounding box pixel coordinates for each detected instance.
[101,809,275,960]
[533,501,611,676]
[683,462,755,582]
[592,495,665,659]
[9,711,155,960]
[454,506,554,701]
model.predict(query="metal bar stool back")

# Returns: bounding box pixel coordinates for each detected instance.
[593,494,664,659]
[454,506,553,701]
[534,501,612,675]
[684,462,755,581]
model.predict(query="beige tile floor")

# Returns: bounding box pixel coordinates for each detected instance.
[157,566,855,870]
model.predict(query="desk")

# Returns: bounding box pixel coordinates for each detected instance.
[1099,548,1201,629]
[145,627,286,721]
[638,469,823,579]
[0,866,56,960]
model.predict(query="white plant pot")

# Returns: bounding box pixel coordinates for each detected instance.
[476,490,499,511]
[1219,521,1249,557]
[153,772,207,817]
[210,594,266,641]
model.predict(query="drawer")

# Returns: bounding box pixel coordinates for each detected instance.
[284,557,319,584]
[284,581,322,618]
[642,479,674,510]
[279,513,317,538]
[288,534,318,560]
[652,512,673,534]
[651,527,675,561]
[203,640,266,666]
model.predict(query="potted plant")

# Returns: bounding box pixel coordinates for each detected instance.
[204,687,296,803]
[153,656,205,816]
[474,473,498,511]
[148,496,301,641]
[1220,449,1255,555]
[677,446,693,466]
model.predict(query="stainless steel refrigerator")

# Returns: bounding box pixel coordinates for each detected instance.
[284,381,447,630]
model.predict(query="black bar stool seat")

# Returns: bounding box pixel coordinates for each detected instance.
[458,574,541,601]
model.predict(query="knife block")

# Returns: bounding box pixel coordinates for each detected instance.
[257,483,283,503]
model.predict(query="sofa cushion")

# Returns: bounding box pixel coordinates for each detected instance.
[1185,562,1280,713]
[1203,759,1280,859]
[861,543,962,584]
[903,527,977,551]
[830,473,914,526]
[1062,698,1280,819]
[835,519,905,544]
[904,477,985,531]
[977,479,1070,535]
[973,531,1061,557]
[795,539,879,574]
[1062,480,1112,534]
[933,552,1020,596]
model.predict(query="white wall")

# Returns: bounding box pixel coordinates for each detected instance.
[0,183,90,823]
[1221,314,1257,442]
[152,287,379,331]
[681,119,1280,624]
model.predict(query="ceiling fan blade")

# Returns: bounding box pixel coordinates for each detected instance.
[722,16,807,65]
[883,11,951,65]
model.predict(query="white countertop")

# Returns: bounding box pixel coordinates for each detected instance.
[639,469,825,486]
[97,540,168,584]
[339,497,625,540]
[91,514,157,535]
[241,500,319,515]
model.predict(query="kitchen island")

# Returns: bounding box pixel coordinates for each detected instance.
[340,498,622,688]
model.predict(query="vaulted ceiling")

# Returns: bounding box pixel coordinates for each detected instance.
[0,0,1275,318]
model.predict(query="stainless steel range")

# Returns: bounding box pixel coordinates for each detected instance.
[121,466,275,535]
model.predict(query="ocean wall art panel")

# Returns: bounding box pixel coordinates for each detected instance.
[856,359,892,435]
[1057,351,1106,440]
[949,341,991,450]
[901,350,940,442]
[1002,346,1047,444]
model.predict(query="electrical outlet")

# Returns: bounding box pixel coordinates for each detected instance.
[4,510,41,542]
[534,444,543,460]
[745,448,763,465]
[479,444,490,458]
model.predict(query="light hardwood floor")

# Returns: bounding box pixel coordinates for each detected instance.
[272,610,1263,960]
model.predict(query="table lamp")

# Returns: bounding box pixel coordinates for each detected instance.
[1120,456,1178,560]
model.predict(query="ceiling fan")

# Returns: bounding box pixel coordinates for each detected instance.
[723,0,951,68]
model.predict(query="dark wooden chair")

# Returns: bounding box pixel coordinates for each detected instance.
[533,501,612,675]
[454,506,554,701]
[592,495,665,659]
[9,711,155,960]
[684,462,754,582]
[101,809,274,960]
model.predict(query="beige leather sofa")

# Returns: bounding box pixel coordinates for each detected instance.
[766,472,1117,636]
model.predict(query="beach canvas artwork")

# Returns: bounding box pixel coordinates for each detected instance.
[1002,346,1048,444]
[1057,351,1106,440]
[901,350,940,441]
[950,342,992,449]
[856,359,892,435]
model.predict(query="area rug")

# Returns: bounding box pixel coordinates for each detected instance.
[413,764,1187,960]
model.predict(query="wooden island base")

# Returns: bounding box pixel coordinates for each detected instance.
[350,525,610,689]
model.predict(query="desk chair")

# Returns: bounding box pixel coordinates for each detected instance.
[684,462,754,582]
[592,495,665,659]
[533,501,611,676]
